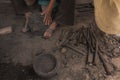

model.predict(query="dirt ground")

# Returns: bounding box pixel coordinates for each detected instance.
[0,1,120,80]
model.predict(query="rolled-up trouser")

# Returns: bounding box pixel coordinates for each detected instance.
[54,0,75,25]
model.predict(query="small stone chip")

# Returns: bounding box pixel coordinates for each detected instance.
[61,47,68,54]
[113,48,120,53]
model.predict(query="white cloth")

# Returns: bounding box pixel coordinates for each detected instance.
[94,0,120,34]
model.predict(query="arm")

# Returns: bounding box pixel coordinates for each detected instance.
[47,0,56,13]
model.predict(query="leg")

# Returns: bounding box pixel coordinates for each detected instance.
[43,21,57,38]
[22,12,32,32]
[55,0,75,25]
[22,5,46,32]
[43,0,75,38]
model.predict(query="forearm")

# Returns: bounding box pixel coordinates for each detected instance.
[47,0,56,13]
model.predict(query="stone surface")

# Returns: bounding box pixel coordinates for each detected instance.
[113,48,120,53]
[112,58,120,70]
[0,1,119,80]
[105,72,120,80]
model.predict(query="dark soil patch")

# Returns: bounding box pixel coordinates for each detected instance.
[0,63,40,80]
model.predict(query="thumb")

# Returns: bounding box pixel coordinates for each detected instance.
[41,11,46,15]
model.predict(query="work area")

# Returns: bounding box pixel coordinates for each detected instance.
[0,0,120,80]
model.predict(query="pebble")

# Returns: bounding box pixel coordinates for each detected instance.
[61,47,68,54]
[113,48,120,53]
[112,58,120,69]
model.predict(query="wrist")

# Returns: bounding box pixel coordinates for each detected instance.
[46,7,52,14]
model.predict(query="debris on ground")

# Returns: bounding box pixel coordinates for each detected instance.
[0,1,120,80]
[57,22,120,77]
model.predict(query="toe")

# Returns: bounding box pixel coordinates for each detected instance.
[22,28,27,32]
[43,31,52,38]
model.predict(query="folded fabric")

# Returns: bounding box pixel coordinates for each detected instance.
[94,0,120,34]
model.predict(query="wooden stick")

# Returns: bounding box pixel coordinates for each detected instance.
[98,46,114,75]
[64,44,86,56]
[93,40,99,65]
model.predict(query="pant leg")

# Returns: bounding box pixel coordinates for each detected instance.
[41,6,47,11]
[54,0,75,25]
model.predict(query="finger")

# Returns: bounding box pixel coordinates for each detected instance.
[48,18,52,25]
[46,18,49,25]
[48,17,51,25]
[48,18,51,25]
[46,16,50,25]
[47,17,50,25]
[45,20,47,25]
[41,11,45,15]
[46,17,51,25]
[45,18,48,25]
[45,16,49,25]
[44,15,48,25]
[41,12,43,15]
[43,15,47,25]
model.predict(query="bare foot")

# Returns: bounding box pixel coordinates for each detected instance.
[22,28,28,32]
[44,22,57,38]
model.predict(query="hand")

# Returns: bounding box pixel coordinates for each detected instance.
[41,8,52,25]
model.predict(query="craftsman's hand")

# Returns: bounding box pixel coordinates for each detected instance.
[41,8,52,25]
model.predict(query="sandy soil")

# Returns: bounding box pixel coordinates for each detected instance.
[0,1,120,80]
